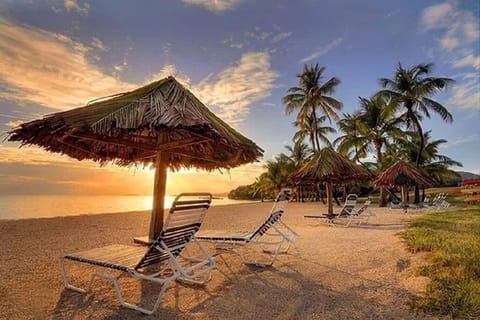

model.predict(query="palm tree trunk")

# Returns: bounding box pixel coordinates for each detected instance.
[311,106,321,150]
[410,109,424,204]
[375,140,387,207]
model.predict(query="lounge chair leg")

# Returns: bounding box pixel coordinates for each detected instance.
[93,272,173,315]
[61,258,87,294]
[175,238,215,285]
[238,239,285,267]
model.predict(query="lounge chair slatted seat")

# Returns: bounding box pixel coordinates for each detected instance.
[61,193,215,315]
[196,189,298,267]
[64,245,147,271]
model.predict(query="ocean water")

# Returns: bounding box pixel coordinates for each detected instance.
[0,195,255,220]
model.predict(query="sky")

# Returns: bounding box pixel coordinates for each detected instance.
[0,0,479,196]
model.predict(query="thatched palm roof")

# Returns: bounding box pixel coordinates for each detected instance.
[375,160,435,187]
[8,76,263,170]
[288,147,373,184]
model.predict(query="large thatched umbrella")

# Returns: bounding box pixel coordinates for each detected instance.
[8,76,263,243]
[376,160,435,204]
[288,147,372,215]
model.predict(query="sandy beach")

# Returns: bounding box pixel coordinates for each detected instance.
[0,202,445,319]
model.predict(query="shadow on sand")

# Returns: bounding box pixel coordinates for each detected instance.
[52,248,419,320]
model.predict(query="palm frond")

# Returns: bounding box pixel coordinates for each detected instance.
[422,97,453,122]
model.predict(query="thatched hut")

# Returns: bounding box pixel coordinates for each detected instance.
[288,147,372,215]
[375,160,435,204]
[8,76,263,242]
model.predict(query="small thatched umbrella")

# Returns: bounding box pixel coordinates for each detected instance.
[288,147,372,215]
[375,160,435,204]
[8,76,263,242]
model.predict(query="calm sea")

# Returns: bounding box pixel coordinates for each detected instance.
[0,195,255,220]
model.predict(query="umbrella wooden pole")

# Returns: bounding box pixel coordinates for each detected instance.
[149,150,168,241]
[326,181,333,215]
[401,185,407,204]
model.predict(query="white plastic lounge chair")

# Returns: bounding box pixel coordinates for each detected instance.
[304,194,358,224]
[344,200,374,227]
[268,188,299,251]
[61,193,216,315]
[196,189,298,267]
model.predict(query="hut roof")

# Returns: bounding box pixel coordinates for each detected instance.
[7,76,263,170]
[375,160,435,187]
[288,147,373,184]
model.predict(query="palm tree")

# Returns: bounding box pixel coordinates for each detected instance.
[282,140,312,168]
[252,173,275,201]
[293,114,336,149]
[355,95,403,206]
[283,64,342,151]
[386,131,462,200]
[334,113,366,161]
[378,63,454,168]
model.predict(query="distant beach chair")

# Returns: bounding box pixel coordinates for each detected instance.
[344,200,375,227]
[196,189,298,267]
[303,193,358,224]
[60,193,215,315]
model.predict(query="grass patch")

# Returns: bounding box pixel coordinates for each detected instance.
[401,206,480,318]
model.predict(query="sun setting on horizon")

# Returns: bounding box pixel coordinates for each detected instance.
[0,144,263,195]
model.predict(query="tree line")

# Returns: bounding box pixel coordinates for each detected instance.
[228,62,462,206]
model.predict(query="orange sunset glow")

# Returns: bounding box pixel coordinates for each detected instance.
[0,144,263,195]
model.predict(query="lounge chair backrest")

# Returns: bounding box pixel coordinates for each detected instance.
[338,194,357,216]
[356,200,371,215]
[250,210,283,240]
[135,193,212,270]
[345,194,358,206]
[270,188,291,214]
[339,204,355,216]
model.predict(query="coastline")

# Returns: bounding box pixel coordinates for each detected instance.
[0,202,441,319]
[0,195,258,221]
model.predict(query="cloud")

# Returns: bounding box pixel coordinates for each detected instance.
[421,3,480,110]
[245,28,292,44]
[0,144,264,195]
[0,18,134,110]
[452,53,480,70]
[0,19,277,126]
[421,2,454,30]
[146,64,192,85]
[449,76,480,109]
[113,59,128,73]
[246,27,273,41]
[0,144,98,168]
[421,2,479,50]
[5,120,24,128]
[271,31,292,43]
[443,133,480,148]
[230,43,244,49]
[300,38,343,63]
[146,52,278,125]
[63,0,90,15]
[90,37,108,51]
[192,52,279,124]
[181,0,239,13]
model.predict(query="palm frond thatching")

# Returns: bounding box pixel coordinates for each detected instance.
[375,160,435,187]
[288,147,373,184]
[7,76,263,170]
